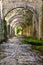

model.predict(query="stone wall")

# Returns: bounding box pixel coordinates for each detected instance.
[1,0,41,16]
[41,1,43,39]
[0,0,42,39]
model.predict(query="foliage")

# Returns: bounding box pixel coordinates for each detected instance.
[17,28,22,34]
[23,16,32,26]
[17,26,23,35]
[21,37,43,51]
[22,37,43,45]
[0,31,4,34]
[32,45,43,51]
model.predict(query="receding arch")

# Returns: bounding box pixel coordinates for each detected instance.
[5,5,39,38]
[5,5,38,18]
[5,5,38,27]
[12,21,27,28]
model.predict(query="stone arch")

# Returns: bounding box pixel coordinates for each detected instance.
[4,3,34,17]
[4,5,38,17]
[10,21,26,36]
[12,21,27,28]
[4,5,38,37]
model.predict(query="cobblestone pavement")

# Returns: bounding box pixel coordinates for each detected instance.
[0,37,43,65]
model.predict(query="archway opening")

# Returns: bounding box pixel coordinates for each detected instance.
[5,7,37,39]
[15,26,23,36]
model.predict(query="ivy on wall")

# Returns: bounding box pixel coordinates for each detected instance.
[23,16,32,26]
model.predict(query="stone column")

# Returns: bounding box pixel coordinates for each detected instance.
[1,0,3,20]
[38,1,42,39]
[32,14,34,36]
[42,2,43,39]
[0,0,4,38]
[8,24,10,37]
[38,11,42,39]
[33,13,38,38]
[10,26,12,36]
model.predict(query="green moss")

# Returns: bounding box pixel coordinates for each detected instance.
[21,37,43,45]
[0,50,5,52]
[0,32,4,34]
[32,45,43,51]
[23,16,32,26]
[21,37,43,51]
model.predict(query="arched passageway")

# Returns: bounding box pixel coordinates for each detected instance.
[4,6,38,38]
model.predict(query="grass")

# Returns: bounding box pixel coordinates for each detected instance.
[0,32,4,34]
[32,45,43,51]
[22,37,43,45]
[21,37,43,51]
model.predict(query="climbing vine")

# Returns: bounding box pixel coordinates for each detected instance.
[23,16,32,26]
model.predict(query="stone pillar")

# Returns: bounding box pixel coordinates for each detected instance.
[39,11,42,39]
[11,27,14,37]
[38,2,42,39]
[10,26,12,36]
[42,2,43,39]
[8,24,10,37]
[0,0,4,38]
[32,14,34,36]
[33,13,38,38]
[12,28,15,36]
[1,0,3,20]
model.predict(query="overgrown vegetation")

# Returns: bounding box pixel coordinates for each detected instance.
[23,16,32,26]
[21,37,43,51]
[17,26,23,35]
[22,37,43,45]
[32,45,43,51]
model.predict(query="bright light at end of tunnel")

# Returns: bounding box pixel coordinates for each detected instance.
[18,31,22,35]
